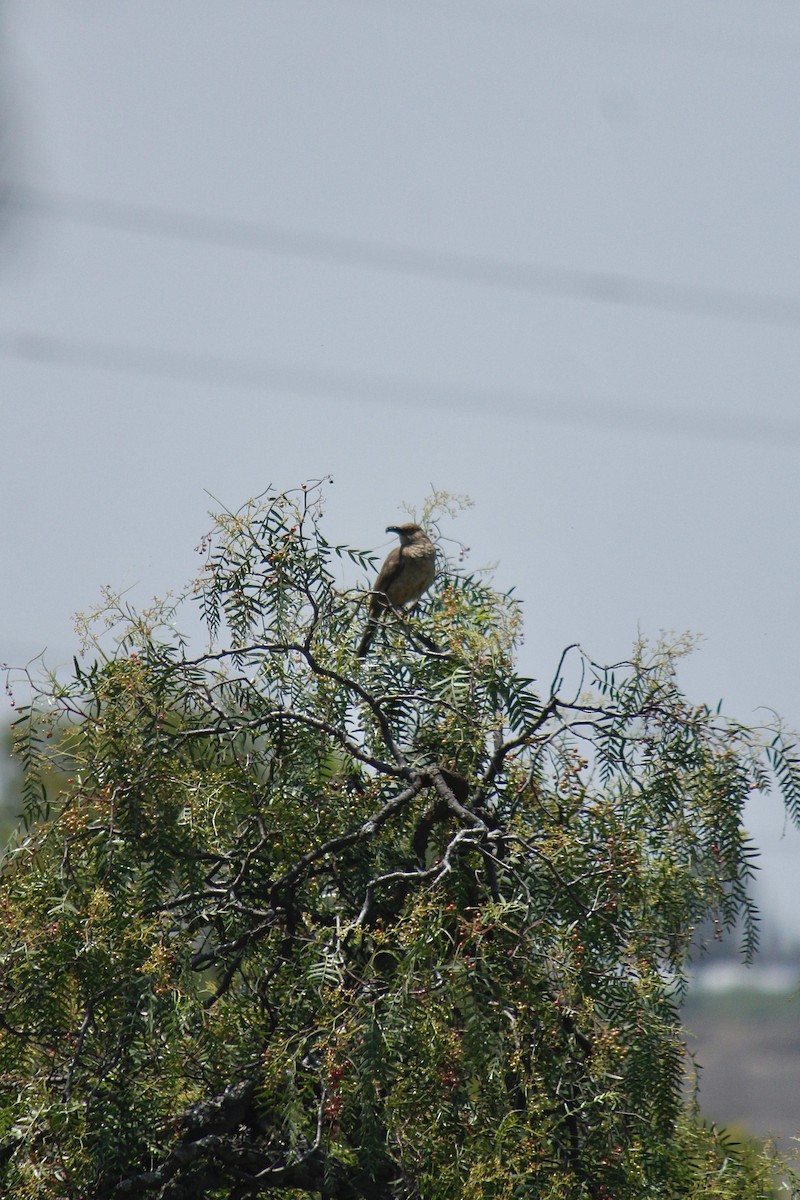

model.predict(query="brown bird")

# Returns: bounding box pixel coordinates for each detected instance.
[356,523,437,657]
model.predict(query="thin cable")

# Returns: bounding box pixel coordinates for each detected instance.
[2,327,799,446]
[11,187,800,329]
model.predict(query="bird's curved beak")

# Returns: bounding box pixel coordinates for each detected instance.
[385,526,400,534]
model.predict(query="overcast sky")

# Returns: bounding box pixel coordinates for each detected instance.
[2,0,800,940]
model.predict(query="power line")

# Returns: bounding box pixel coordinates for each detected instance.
[11,187,800,329]
[2,327,799,447]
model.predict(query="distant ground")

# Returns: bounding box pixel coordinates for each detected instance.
[682,986,800,1157]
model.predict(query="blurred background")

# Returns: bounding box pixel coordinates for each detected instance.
[1,0,798,1150]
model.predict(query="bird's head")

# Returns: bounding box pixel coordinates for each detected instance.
[386,522,426,545]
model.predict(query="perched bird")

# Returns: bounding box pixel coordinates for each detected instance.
[356,523,437,657]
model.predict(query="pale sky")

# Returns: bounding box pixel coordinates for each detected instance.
[2,0,800,940]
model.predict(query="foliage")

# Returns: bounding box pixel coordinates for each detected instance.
[0,481,798,1199]
[0,723,24,846]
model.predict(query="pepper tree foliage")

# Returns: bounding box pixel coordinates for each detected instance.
[1,482,799,1200]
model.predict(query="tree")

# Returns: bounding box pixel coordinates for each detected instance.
[0,723,24,846]
[1,481,798,1199]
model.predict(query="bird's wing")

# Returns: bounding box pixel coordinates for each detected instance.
[368,546,405,615]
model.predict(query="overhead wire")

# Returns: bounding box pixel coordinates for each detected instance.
[4,187,800,446]
[10,186,800,329]
[2,327,799,447]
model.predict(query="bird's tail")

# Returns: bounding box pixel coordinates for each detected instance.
[356,620,376,658]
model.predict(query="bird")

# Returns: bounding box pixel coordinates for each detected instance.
[356,523,437,657]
